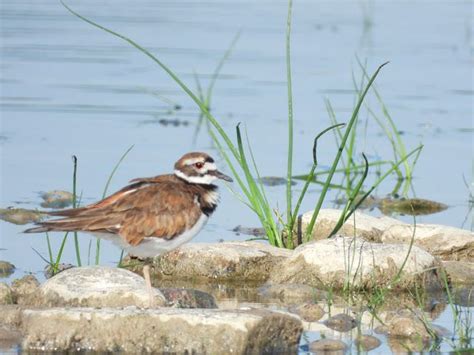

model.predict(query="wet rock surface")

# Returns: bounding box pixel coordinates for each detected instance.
[125,241,292,283]
[324,313,358,332]
[270,236,441,290]
[355,334,381,351]
[309,338,347,353]
[39,190,73,209]
[0,261,15,278]
[40,266,166,308]
[386,313,431,339]
[290,303,325,322]
[0,208,44,225]
[10,275,40,306]
[0,327,21,351]
[301,208,474,261]
[442,261,474,284]
[160,288,217,309]
[21,307,303,354]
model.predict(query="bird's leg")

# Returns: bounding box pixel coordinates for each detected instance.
[143,264,154,308]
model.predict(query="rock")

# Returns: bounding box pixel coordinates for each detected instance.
[387,314,431,339]
[381,224,474,262]
[0,305,22,328]
[0,283,13,305]
[0,208,44,225]
[270,237,441,290]
[324,313,358,332]
[40,190,73,209]
[0,261,15,278]
[355,334,381,351]
[301,208,397,241]
[309,339,347,353]
[21,307,303,353]
[125,241,292,283]
[387,334,430,353]
[442,261,474,284]
[43,263,75,279]
[379,197,448,216]
[0,326,22,351]
[301,209,474,261]
[11,275,40,306]
[40,266,166,308]
[160,288,217,308]
[451,286,474,307]
[290,303,325,322]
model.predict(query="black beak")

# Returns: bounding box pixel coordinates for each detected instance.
[210,170,233,182]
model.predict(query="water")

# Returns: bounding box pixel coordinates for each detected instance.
[1,0,472,352]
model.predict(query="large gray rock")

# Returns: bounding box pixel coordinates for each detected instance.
[40,266,166,308]
[21,307,303,354]
[125,241,292,283]
[270,237,441,290]
[301,209,474,261]
[442,261,474,285]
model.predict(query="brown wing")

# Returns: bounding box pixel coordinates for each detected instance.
[25,181,203,247]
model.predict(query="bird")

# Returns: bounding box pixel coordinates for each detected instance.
[24,151,232,305]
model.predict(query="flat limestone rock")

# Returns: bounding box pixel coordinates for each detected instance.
[126,241,292,282]
[381,224,474,261]
[21,307,303,354]
[301,209,474,261]
[40,266,166,308]
[270,237,441,290]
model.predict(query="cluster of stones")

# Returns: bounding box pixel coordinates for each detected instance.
[0,209,472,353]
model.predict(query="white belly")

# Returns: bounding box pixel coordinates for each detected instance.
[93,214,208,258]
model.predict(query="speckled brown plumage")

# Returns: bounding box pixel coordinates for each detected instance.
[25,174,219,247]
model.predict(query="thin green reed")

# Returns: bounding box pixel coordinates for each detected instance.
[304,62,389,241]
[61,0,410,249]
[285,0,295,234]
[95,144,135,265]
[71,155,81,266]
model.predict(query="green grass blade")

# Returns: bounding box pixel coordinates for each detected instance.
[285,0,294,225]
[328,153,369,237]
[102,145,135,198]
[291,123,345,230]
[45,232,53,265]
[71,155,81,267]
[60,1,241,163]
[345,145,423,223]
[304,62,389,240]
[96,144,134,265]
[53,232,69,275]
[236,124,281,246]
[205,30,241,107]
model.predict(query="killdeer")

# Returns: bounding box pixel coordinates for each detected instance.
[25,152,232,304]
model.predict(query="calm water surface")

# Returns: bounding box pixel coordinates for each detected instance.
[0,0,472,352]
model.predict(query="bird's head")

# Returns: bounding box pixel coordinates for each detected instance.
[174,152,233,185]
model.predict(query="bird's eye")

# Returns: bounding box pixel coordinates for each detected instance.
[194,162,204,169]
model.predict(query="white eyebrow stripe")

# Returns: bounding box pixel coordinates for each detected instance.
[184,158,204,165]
[204,162,217,170]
